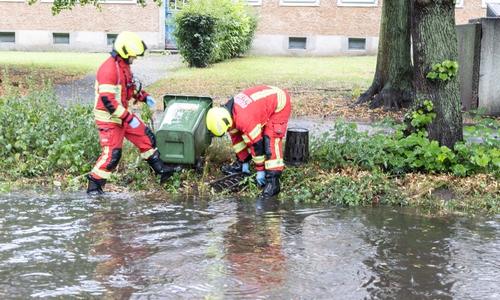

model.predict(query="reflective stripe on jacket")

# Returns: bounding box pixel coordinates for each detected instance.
[93,55,136,125]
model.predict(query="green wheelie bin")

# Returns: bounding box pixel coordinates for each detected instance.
[155,94,213,173]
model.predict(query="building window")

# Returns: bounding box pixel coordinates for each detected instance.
[0,32,15,43]
[280,0,319,7]
[348,38,366,50]
[247,0,262,5]
[455,0,464,8]
[53,33,70,45]
[107,34,118,46]
[338,0,378,7]
[483,0,500,8]
[289,37,307,50]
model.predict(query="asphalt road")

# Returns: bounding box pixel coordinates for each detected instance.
[54,53,184,106]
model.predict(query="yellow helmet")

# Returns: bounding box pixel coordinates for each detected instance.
[206,107,233,137]
[114,31,147,59]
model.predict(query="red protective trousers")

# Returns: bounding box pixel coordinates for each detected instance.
[91,120,155,180]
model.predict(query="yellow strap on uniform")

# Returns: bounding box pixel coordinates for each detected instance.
[233,140,247,154]
[98,84,118,94]
[253,154,266,165]
[249,86,279,101]
[265,158,284,169]
[248,86,287,113]
[93,109,122,124]
[265,137,284,169]
[92,146,112,179]
[274,88,287,113]
[248,124,262,141]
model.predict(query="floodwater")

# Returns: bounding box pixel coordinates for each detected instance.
[1,192,500,299]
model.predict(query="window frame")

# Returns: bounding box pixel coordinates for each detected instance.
[483,0,500,8]
[337,0,378,7]
[53,32,70,45]
[288,37,307,50]
[279,0,320,7]
[347,37,366,51]
[0,32,16,43]
[247,0,262,5]
[107,33,119,46]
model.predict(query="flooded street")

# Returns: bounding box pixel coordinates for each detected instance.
[1,192,500,299]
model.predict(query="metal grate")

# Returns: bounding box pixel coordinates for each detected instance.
[210,172,251,192]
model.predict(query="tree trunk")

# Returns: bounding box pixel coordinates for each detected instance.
[409,0,463,148]
[354,0,413,110]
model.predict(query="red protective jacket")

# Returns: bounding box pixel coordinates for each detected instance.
[226,85,292,171]
[93,54,136,126]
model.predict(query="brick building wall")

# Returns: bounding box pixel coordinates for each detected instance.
[0,0,492,55]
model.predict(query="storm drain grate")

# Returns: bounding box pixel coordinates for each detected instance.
[210,172,251,192]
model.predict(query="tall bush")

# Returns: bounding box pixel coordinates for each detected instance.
[173,12,216,68]
[172,0,258,67]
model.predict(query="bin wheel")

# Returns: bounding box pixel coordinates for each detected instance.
[195,156,204,174]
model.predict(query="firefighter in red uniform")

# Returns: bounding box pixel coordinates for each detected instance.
[87,31,177,195]
[206,85,292,198]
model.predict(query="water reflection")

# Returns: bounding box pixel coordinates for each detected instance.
[1,193,500,299]
[222,198,285,298]
[88,199,152,299]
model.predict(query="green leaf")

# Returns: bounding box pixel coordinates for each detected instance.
[474,155,489,167]
[439,73,449,81]
[427,72,438,79]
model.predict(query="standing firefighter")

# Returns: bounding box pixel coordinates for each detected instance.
[87,31,177,195]
[206,85,292,198]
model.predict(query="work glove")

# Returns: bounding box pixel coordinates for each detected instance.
[133,90,149,104]
[145,95,157,108]
[256,171,266,187]
[128,116,140,129]
[241,162,250,174]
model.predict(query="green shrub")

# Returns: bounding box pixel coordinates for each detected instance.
[173,12,217,68]
[308,104,500,178]
[172,0,258,67]
[0,80,100,179]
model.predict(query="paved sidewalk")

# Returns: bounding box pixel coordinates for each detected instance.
[54,53,184,106]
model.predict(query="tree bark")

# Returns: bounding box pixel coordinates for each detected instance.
[354,0,413,110]
[409,0,463,148]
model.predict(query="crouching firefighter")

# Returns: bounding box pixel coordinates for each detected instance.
[206,85,292,198]
[87,31,178,195]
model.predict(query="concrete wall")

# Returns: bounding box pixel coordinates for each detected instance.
[457,17,500,116]
[477,18,500,115]
[456,23,481,111]
[251,34,379,57]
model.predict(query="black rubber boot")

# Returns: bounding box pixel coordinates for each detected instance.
[221,160,244,175]
[259,170,281,198]
[147,150,177,183]
[87,174,106,195]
